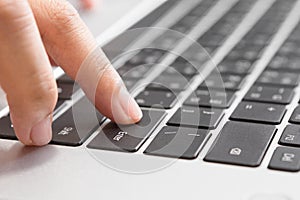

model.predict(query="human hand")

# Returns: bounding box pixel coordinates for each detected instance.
[0,0,142,146]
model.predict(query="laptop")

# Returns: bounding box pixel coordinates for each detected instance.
[1,0,300,199]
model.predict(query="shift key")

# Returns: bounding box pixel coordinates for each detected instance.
[51,97,105,146]
[87,110,166,152]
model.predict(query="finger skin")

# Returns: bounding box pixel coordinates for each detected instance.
[0,1,57,145]
[30,0,142,124]
[0,0,142,146]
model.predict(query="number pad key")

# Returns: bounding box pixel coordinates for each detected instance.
[230,101,286,124]
[244,85,294,104]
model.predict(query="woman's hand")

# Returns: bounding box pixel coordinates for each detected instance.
[0,0,142,146]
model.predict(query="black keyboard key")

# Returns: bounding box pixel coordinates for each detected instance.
[144,126,209,159]
[0,115,16,140]
[147,74,189,91]
[184,89,235,108]
[244,85,294,105]
[268,147,300,172]
[279,125,300,147]
[168,106,224,129]
[0,99,68,140]
[152,31,182,50]
[87,110,166,152]
[232,45,263,61]
[225,46,262,61]
[230,101,286,124]
[57,82,80,100]
[169,58,199,77]
[182,46,210,66]
[57,74,74,84]
[256,70,300,87]
[117,65,150,79]
[135,89,177,109]
[285,57,300,71]
[171,21,192,33]
[276,41,298,56]
[204,121,276,167]
[125,49,165,66]
[54,100,65,111]
[123,78,138,91]
[289,106,300,124]
[51,97,105,146]
[162,67,195,79]
[266,55,300,72]
[217,60,253,75]
[198,33,224,48]
[200,74,245,91]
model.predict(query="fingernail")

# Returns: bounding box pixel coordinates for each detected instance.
[30,115,52,146]
[113,85,143,124]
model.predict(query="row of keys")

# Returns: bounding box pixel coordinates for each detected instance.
[135,0,256,111]
[202,0,298,170]
[152,0,217,50]
[106,0,258,158]
[148,0,294,162]
[90,0,254,154]
[197,0,258,54]
[170,0,217,34]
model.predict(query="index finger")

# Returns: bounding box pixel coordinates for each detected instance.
[30,0,142,124]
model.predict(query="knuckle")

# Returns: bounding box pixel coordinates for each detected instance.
[7,74,58,116]
[30,73,58,106]
[45,0,80,32]
[0,1,35,34]
[15,72,58,112]
[0,1,31,21]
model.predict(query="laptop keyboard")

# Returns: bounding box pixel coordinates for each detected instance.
[1,0,300,173]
